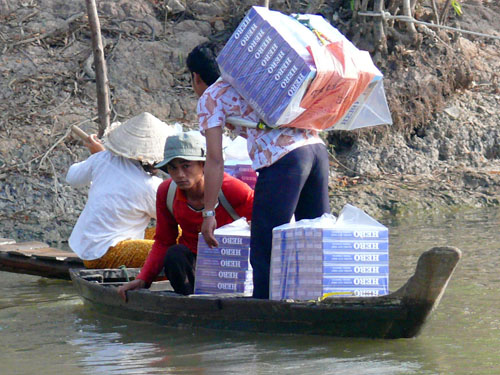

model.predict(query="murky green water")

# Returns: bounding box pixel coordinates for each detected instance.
[1,207,499,375]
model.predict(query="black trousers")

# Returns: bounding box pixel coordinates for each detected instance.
[250,143,330,299]
[163,244,196,295]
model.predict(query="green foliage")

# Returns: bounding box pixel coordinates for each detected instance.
[451,0,463,16]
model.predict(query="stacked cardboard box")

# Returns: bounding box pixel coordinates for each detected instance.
[194,221,253,295]
[217,6,391,132]
[233,164,257,189]
[224,163,258,190]
[217,6,316,126]
[270,205,389,300]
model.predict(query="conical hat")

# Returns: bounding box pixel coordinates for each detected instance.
[103,112,174,164]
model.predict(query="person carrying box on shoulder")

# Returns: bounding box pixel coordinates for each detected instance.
[188,42,331,299]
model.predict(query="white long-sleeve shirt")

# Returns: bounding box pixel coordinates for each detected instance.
[66,150,162,260]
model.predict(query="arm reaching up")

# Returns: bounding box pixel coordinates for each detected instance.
[84,134,105,154]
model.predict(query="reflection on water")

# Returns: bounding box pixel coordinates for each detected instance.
[0,207,499,375]
[70,310,433,375]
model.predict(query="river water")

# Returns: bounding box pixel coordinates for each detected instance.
[1,207,499,375]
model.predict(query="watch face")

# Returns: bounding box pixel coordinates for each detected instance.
[203,210,215,217]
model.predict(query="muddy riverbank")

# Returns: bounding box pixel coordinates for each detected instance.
[0,0,498,244]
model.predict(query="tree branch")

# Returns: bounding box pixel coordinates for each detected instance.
[431,0,440,25]
[439,0,452,25]
[402,0,418,39]
[85,0,110,138]
[12,12,85,47]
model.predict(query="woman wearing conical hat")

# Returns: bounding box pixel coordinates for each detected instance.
[66,112,177,269]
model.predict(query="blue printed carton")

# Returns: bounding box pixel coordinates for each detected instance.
[196,255,250,270]
[196,268,252,282]
[323,252,388,263]
[322,275,389,287]
[197,246,250,259]
[217,6,316,126]
[195,279,253,295]
[322,241,389,252]
[194,219,253,296]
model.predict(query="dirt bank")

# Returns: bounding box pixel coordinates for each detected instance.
[0,0,499,244]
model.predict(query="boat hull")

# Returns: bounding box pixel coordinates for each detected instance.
[0,241,83,280]
[70,246,461,339]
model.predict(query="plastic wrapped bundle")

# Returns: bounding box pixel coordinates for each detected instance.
[270,205,389,301]
[217,6,392,131]
[285,13,389,131]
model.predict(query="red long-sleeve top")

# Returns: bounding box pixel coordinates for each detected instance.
[138,173,254,285]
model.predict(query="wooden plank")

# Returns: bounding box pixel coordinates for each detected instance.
[5,250,31,258]
[30,247,80,261]
[0,241,49,252]
[0,241,83,280]
[2,246,80,261]
[34,254,81,262]
[0,238,16,245]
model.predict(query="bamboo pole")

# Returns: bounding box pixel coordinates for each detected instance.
[85,0,110,138]
[71,125,90,141]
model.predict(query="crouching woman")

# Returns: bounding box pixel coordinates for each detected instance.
[118,132,254,298]
[66,112,172,269]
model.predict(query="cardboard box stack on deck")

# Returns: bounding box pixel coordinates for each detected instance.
[233,164,257,189]
[223,136,258,189]
[194,219,253,295]
[270,205,389,300]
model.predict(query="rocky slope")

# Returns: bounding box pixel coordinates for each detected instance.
[0,0,498,244]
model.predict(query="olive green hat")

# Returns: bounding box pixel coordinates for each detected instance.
[155,132,206,168]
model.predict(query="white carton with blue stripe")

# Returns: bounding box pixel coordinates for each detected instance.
[270,204,389,300]
[194,219,253,296]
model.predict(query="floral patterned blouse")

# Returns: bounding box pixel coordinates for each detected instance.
[197,79,323,170]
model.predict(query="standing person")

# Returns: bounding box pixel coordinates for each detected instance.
[117,132,254,297]
[67,112,174,269]
[188,42,330,299]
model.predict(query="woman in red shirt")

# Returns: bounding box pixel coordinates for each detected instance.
[118,132,254,297]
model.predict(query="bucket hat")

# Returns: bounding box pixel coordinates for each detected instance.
[103,112,174,164]
[155,132,206,168]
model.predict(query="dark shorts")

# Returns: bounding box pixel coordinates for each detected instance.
[163,244,196,295]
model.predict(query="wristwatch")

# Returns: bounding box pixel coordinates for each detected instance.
[202,210,216,218]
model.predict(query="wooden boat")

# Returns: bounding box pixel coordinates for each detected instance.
[0,239,83,280]
[70,246,461,339]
